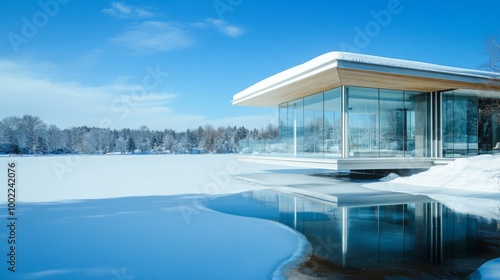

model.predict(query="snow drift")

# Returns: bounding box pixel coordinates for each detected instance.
[388,155,500,193]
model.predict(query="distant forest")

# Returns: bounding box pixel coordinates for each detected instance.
[0,115,278,155]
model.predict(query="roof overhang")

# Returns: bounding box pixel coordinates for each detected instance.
[232,52,500,107]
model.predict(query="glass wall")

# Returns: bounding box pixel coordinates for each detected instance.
[324,88,342,157]
[278,86,431,159]
[346,87,430,157]
[442,91,478,157]
[269,86,500,159]
[278,103,288,154]
[406,91,431,157]
[347,87,379,157]
[282,100,304,156]
[278,87,342,158]
[379,89,404,157]
[304,92,324,156]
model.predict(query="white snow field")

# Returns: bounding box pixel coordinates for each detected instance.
[0,154,310,280]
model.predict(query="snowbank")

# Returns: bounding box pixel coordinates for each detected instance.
[0,154,310,279]
[387,155,500,193]
[367,155,500,220]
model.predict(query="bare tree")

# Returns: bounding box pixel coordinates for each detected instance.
[481,36,500,117]
[484,35,500,90]
[484,36,500,74]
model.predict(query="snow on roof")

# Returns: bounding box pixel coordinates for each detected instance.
[233,51,500,103]
[331,51,498,78]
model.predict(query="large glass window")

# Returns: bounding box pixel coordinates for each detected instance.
[324,88,342,158]
[279,86,432,159]
[295,99,304,156]
[278,103,288,154]
[442,91,478,157]
[304,93,324,157]
[347,87,430,158]
[347,87,379,157]
[278,87,342,158]
[405,92,430,157]
[379,89,404,157]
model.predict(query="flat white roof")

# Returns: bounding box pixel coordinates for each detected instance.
[232,52,500,106]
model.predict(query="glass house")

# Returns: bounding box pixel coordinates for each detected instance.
[232,52,500,170]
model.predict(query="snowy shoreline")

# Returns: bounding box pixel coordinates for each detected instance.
[367,155,500,221]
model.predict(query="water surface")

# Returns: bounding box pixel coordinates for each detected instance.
[208,189,500,279]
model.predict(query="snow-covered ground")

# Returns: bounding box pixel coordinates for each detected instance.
[0,154,310,279]
[381,155,500,193]
[369,155,500,220]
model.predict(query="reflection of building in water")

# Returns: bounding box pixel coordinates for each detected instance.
[249,190,498,276]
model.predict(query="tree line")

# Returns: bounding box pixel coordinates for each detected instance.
[0,115,278,155]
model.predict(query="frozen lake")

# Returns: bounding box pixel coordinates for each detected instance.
[0,154,310,279]
[0,154,499,279]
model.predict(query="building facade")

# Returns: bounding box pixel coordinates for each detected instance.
[232,52,500,170]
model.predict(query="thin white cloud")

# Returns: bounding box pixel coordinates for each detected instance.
[73,49,105,67]
[0,60,208,130]
[102,2,154,19]
[110,21,194,53]
[206,18,245,37]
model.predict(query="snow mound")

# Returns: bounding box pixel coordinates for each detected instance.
[389,155,500,193]
[379,172,401,182]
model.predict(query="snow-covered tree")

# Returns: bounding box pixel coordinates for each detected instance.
[47,125,65,153]
[234,126,248,145]
[82,129,100,154]
[127,136,136,153]
[163,130,176,152]
[115,137,127,154]
[21,115,47,154]
[200,124,216,152]
[0,116,23,153]
[35,136,48,154]
[137,125,151,153]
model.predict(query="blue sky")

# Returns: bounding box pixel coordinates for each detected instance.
[1,0,499,130]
